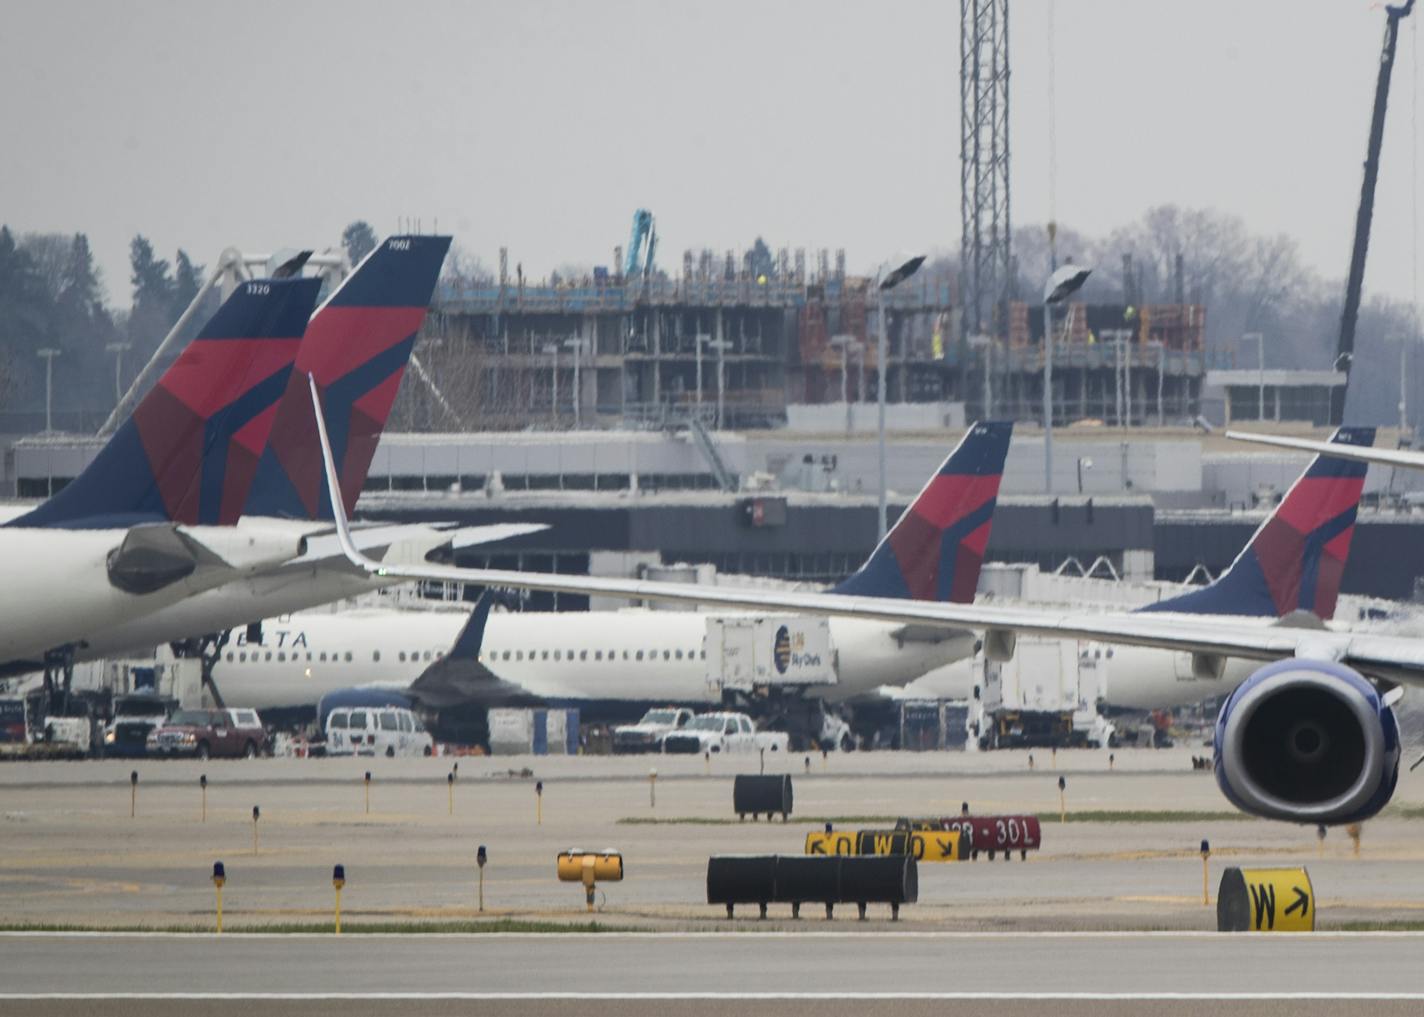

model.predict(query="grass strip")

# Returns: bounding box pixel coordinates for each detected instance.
[619,810,1253,826]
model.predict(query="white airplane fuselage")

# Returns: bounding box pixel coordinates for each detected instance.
[214,607,973,711]
[0,521,309,668]
[13,522,537,667]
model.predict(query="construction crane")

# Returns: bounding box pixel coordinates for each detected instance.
[623,209,658,278]
[1331,0,1416,424]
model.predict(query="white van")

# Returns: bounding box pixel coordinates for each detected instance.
[326,706,434,757]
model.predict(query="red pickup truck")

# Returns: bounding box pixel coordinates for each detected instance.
[146,708,267,759]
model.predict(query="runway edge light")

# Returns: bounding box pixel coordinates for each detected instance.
[1200,839,1211,906]
[332,864,346,935]
[211,861,225,934]
[477,845,487,912]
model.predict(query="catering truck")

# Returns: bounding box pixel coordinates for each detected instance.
[972,637,1115,750]
[704,617,835,695]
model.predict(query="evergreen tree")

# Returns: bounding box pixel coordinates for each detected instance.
[342,220,378,266]
[172,249,203,313]
[128,234,175,355]
[58,233,102,312]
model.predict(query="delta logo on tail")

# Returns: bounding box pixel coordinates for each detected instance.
[829,421,1013,603]
[244,235,452,520]
[1141,426,1375,620]
[11,277,321,529]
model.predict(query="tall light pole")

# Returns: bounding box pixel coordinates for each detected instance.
[877,256,925,538]
[1242,332,1265,422]
[541,342,559,423]
[694,333,711,418]
[36,348,61,433]
[104,342,132,407]
[564,337,588,428]
[829,335,861,435]
[1042,264,1092,493]
[707,338,732,429]
[1401,341,1409,435]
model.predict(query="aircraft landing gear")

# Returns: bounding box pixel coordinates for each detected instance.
[756,694,849,753]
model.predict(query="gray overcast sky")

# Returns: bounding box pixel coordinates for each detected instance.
[3,0,1422,312]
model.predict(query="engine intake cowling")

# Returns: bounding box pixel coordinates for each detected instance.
[1214,659,1400,825]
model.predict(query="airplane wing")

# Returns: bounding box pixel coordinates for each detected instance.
[307,377,1424,689]
[291,521,548,566]
[450,523,550,549]
[1227,429,1424,470]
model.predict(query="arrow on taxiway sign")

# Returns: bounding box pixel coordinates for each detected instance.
[1284,886,1310,917]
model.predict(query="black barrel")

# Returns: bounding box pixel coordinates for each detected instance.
[774,855,840,905]
[733,774,793,820]
[707,855,778,918]
[840,855,918,906]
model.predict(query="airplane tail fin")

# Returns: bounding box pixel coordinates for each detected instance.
[448,590,493,661]
[828,421,1013,602]
[243,235,452,520]
[11,277,320,528]
[1142,425,1375,620]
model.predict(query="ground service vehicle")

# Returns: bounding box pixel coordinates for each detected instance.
[662,711,790,755]
[612,707,694,753]
[326,706,434,757]
[147,709,267,759]
[103,694,173,758]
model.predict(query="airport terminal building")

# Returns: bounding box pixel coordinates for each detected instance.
[14,424,1424,608]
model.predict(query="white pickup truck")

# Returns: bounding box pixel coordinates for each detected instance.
[612,707,694,754]
[661,711,789,755]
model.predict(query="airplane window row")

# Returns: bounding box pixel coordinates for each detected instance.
[479,648,705,663]
[223,649,444,665]
[222,645,700,667]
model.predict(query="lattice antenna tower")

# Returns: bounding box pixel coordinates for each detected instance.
[959,0,1011,338]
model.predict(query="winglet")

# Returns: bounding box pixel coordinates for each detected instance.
[309,373,381,575]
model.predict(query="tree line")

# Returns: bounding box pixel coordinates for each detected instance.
[0,227,203,426]
[1001,205,1420,428]
[0,221,384,428]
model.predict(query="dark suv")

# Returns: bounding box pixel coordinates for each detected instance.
[146,708,268,759]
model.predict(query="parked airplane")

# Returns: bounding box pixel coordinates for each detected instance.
[901,426,1376,710]
[1,235,539,677]
[213,421,1017,730]
[0,276,325,671]
[320,387,1413,826]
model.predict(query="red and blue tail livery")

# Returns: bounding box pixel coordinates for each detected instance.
[11,277,321,530]
[1142,425,1375,620]
[244,235,452,520]
[829,421,1013,603]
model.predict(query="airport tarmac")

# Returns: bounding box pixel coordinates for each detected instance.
[1,746,1422,932]
[0,931,1420,1016]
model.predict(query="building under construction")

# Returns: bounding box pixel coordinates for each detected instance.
[420,247,1205,431]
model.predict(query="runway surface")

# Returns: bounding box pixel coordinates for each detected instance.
[1,930,1421,997]
[2,748,1422,931]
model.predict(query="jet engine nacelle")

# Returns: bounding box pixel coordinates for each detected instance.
[1214,659,1400,825]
